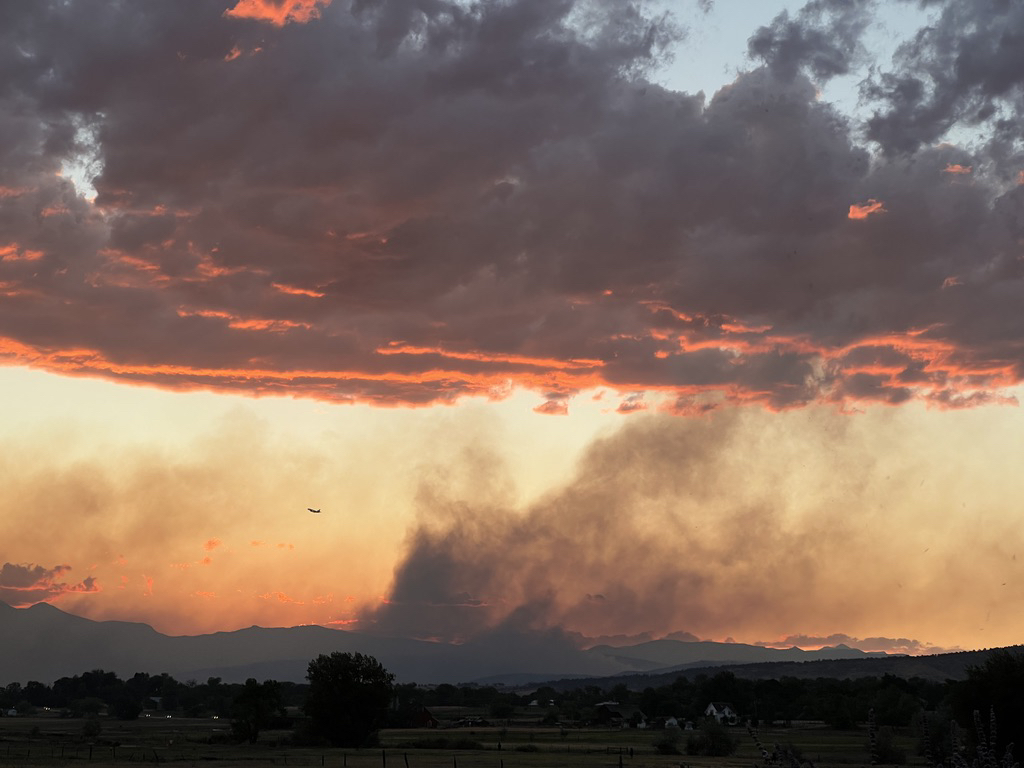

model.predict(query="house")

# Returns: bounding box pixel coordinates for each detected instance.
[704,702,738,725]
[595,703,647,729]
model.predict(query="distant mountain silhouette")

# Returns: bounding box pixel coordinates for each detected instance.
[537,646,1017,691]
[0,601,969,686]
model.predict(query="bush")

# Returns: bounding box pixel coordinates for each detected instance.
[686,720,738,756]
[654,729,682,755]
[81,717,102,741]
[873,726,907,765]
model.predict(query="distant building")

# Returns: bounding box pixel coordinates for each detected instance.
[595,703,647,729]
[704,702,738,725]
[412,708,439,728]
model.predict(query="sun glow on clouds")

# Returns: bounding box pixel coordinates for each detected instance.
[224,0,331,26]
[848,199,886,220]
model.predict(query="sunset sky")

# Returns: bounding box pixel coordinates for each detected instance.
[2,0,1024,656]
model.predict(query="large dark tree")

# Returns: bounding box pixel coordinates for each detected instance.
[304,653,394,747]
[231,679,284,744]
[952,649,1024,756]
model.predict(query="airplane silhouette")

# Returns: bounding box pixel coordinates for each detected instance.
[308,508,321,513]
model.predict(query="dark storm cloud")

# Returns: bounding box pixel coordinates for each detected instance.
[2,0,1024,408]
[865,0,1024,162]
[748,0,872,83]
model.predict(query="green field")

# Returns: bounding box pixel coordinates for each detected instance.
[0,715,921,768]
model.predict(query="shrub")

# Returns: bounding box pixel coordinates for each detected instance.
[873,726,907,765]
[654,729,682,755]
[81,717,102,740]
[686,720,738,756]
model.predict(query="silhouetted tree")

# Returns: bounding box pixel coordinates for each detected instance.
[952,649,1024,756]
[231,679,284,744]
[304,652,394,747]
[111,695,143,721]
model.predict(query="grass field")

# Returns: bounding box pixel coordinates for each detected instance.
[0,715,921,768]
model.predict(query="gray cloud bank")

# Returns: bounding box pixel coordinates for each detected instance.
[0,563,98,606]
[2,0,1024,409]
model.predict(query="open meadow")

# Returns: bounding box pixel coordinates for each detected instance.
[0,714,921,768]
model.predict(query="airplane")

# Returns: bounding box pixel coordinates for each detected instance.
[308,508,321,513]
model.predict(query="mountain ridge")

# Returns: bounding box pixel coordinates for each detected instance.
[0,601,942,686]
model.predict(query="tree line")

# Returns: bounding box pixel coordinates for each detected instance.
[2,649,1021,761]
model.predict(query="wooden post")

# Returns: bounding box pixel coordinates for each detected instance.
[403,753,409,768]
[382,748,386,768]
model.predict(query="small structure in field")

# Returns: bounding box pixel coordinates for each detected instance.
[413,708,439,728]
[595,703,647,729]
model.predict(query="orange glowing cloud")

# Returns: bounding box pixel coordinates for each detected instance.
[943,164,972,174]
[259,591,304,604]
[848,199,887,219]
[616,394,647,413]
[272,282,325,298]
[224,0,330,26]
[204,538,222,551]
[377,343,603,371]
[533,399,569,415]
[173,305,311,333]
[0,244,43,262]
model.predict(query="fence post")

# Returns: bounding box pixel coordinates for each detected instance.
[404,753,409,768]
[382,748,386,768]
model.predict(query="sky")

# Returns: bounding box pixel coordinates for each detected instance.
[2,0,1024,656]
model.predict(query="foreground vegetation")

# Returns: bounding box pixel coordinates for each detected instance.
[0,650,1020,768]
[0,715,915,768]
